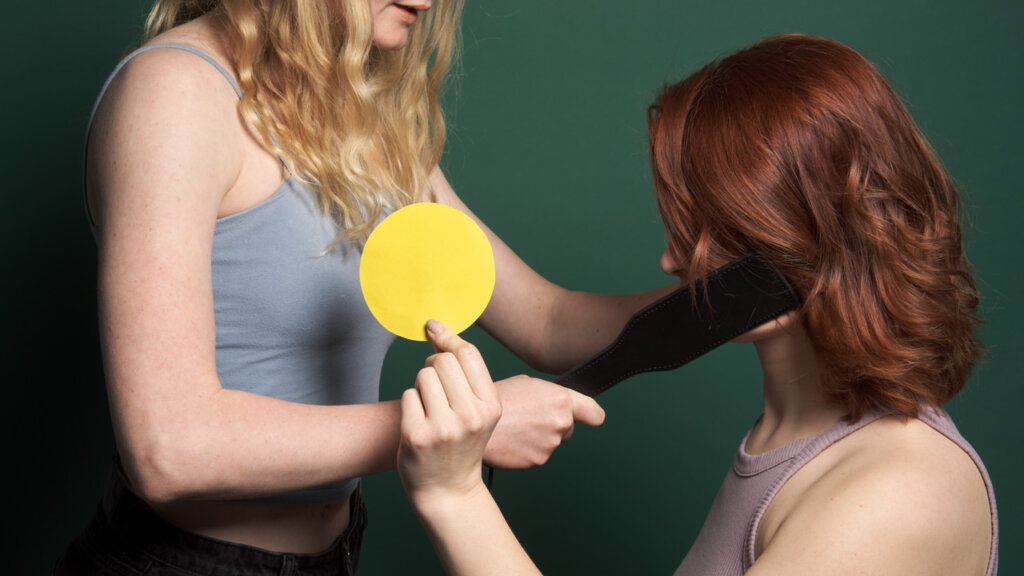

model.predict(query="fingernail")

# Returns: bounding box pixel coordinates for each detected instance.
[425,319,442,336]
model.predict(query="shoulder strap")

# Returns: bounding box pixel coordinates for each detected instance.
[916,406,1000,576]
[83,44,245,231]
[88,43,242,131]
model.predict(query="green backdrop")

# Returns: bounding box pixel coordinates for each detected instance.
[4,1,1020,574]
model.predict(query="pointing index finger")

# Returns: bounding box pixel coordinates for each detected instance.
[426,319,462,353]
[425,319,497,404]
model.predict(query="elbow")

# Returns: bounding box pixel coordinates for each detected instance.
[524,288,602,376]
[519,299,574,376]
[522,311,582,375]
[522,352,570,377]
[119,433,204,504]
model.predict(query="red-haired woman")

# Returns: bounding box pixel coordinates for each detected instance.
[393,34,999,576]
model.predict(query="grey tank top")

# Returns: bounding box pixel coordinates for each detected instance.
[673,405,998,575]
[88,44,396,504]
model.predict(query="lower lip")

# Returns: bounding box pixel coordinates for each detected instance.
[394,5,418,24]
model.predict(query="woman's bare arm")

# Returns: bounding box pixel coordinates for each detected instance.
[400,322,542,576]
[89,49,413,502]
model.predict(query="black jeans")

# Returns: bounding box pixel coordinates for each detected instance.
[54,465,367,576]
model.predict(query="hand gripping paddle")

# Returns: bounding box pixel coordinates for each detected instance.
[555,251,800,396]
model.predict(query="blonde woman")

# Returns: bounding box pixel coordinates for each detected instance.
[54,1,668,574]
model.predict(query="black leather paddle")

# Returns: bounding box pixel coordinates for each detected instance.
[555,251,799,396]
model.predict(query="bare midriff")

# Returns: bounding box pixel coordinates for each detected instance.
[152,498,352,554]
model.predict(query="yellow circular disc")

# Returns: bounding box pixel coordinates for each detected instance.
[360,202,496,341]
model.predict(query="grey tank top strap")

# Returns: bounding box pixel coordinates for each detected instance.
[85,43,249,232]
[87,42,287,159]
[88,43,242,130]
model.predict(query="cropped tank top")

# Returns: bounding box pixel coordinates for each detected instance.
[673,405,999,575]
[87,44,396,504]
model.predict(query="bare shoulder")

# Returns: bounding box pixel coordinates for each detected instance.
[94,15,236,126]
[90,29,240,149]
[87,22,245,230]
[750,416,992,576]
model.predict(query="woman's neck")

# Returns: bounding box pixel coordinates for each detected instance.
[745,321,845,455]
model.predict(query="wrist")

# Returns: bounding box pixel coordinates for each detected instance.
[408,478,492,520]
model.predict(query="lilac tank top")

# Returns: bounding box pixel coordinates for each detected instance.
[673,406,998,575]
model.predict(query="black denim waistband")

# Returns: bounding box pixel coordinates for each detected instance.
[97,461,365,576]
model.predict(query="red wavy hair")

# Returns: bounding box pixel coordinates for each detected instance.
[649,34,981,420]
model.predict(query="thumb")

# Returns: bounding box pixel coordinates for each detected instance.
[568,389,606,427]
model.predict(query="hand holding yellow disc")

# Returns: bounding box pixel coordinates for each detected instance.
[360,202,496,341]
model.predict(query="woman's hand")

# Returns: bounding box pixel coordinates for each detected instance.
[398,320,503,502]
[398,321,543,576]
[485,375,605,469]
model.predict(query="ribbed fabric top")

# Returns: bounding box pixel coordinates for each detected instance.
[88,44,396,504]
[674,406,998,575]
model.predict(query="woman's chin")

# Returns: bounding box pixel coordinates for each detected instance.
[372,28,411,51]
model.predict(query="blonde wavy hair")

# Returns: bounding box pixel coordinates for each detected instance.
[145,0,463,245]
